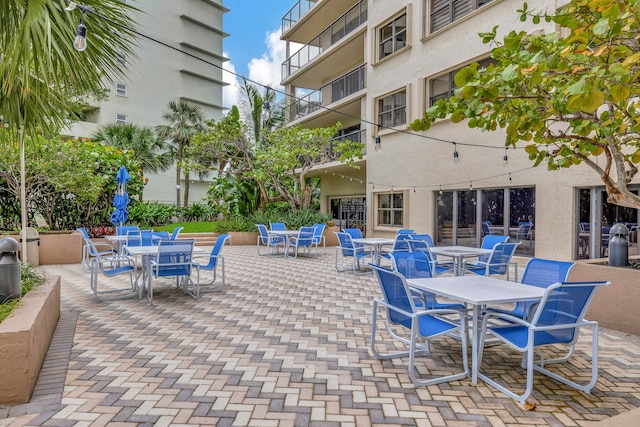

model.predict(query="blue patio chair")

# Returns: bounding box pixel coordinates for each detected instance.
[487,258,575,319]
[601,225,611,256]
[146,239,195,303]
[389,252,466,311]
[256,224,286,256]
[76,227,117,271]
[311,223,326,253]
[406,238,454,276]
[462,242,520,281]
[396,229,415,235]
[334,231,372,273]
[512,221,533,248]
[369,264,469,386]
[116,225,139,236]
[478,280,610,405]
[481,221,492,237]
[170,226,184,240]
[343,227,363,239]
[84,238,136,301]
[270,222,286,231]
[151,231,170,245]
[410,233,435,247]
[126,229,153,247]
[289,226,316,258]
[188,233,230,298]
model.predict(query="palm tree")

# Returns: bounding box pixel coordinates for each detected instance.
[0,0,136,254]
[92,122,173,180]
[155,100,204,207]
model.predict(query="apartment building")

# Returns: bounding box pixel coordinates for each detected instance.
[66,0,228,204]
[279,0,640,261]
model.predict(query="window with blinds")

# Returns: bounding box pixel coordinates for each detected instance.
[430,0,494,33]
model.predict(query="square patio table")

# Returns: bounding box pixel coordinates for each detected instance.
[429,245,492,276]
[269,230,301,258]
[406,275,546,383]
[351,237,395,265]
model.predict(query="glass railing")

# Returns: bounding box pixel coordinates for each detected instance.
[282,1,367,80]
[282,0,320,34]
[294,64,366,120]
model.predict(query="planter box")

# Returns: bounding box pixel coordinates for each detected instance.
[568,261,640,336]
[227,231,258,246]
[0,275,61,405]
[4,232,82,265]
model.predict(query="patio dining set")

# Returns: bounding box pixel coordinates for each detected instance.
[77,225,229,304]
[334,227,609,407]
[255,222,326,258]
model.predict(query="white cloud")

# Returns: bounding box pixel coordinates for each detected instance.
[222,55,240,110]
[248,29,286,93]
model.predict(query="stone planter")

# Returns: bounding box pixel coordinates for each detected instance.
[227,231,259,246]
[568,261,640,336]
[0,275,61,405]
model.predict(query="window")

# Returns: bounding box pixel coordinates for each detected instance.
[430,0,494,33]
[378,90,406,128]
[428,58,495,106]
[115,114,127,124]
[116,83,127,97]
[377,193,404,227]
[116,53,127,66]
[378,13,407,60]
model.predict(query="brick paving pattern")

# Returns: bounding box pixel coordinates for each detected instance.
[1,245,639,426]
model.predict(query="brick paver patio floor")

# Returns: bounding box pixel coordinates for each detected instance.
[1,245,639,426]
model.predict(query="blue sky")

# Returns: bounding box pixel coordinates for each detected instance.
[223,1,293,108]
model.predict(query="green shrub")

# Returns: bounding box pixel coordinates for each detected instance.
[210,216,255,233]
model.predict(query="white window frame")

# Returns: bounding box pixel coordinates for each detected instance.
[116,83,128,97]
[426,57,495,106]
[377,11,408,61]
[375,191,406,228]
[377,89,407,129]
[115,114,127,124]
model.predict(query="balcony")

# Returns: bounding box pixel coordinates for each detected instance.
[282,1,367,80]
[329,128,366,157]
[293,64,366,120]
[282,0,320,35]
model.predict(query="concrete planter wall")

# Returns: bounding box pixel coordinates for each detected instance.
[227,232,258,246]
[0,275,61,405]
[4,232,82,265]
[568,261,640,336]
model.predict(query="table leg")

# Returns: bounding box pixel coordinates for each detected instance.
[471,304,480,383]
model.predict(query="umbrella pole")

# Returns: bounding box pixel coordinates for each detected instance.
[19,116,28,262]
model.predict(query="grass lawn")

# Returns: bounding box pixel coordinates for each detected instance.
[153,222,215,233]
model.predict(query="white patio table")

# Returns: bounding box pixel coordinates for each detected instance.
[406,275,546,383]
[270,230,302,257]
[429,245,492,276]
[125,245,205,300]
[351,237,395,265]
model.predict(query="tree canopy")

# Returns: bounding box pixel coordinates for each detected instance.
[411,0,640,208]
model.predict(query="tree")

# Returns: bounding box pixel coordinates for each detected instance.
[92,122,173,188]
[0,0,136,134]
[190,105,365,211]
[155,100,204,207]
[411,0,640,209]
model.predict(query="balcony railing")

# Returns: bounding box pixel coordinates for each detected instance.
[282,0,320,35]
[293,64,366,120]
[282,1,367,80]
[329,128,367,157]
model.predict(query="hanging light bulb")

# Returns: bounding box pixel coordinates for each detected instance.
[262,87,271,122]
[73,12,87,51]
[469,181,473,191]
[374,135,381,151]
[453,143,460,164]
[503,148,509,166]
[439,185,443,196]
[509,173,512,183]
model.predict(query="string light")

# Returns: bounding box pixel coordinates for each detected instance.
[439,185,443,196]
[453,143,460,164]
[469,181,473,191]
[374,135,381,151]
[509,172,512,182]
[503,148,509,166]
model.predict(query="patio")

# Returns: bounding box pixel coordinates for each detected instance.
[1,245,640,426]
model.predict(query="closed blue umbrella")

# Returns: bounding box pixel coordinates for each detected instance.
[110,166,131,226]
